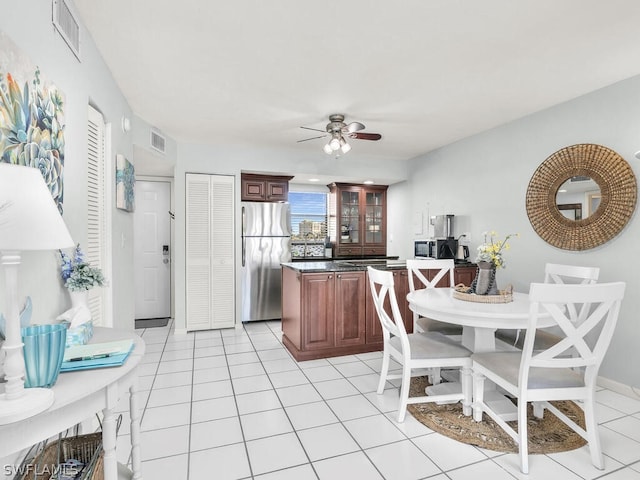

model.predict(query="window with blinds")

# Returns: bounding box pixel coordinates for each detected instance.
[87,105,106,325]
[289,192,328,240]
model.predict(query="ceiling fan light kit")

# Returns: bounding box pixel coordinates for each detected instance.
[298,113,381,156]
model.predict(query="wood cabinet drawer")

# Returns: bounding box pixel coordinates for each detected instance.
[362,246,386,257]
[336,246,363,257]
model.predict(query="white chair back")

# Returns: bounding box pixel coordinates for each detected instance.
[544,263,599,285]
[543,263,600,323]
[367,266,407,341]
[406,259,455,293]
[523,282,625,384]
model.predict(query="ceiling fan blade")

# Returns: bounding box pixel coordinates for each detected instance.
[349,132,382,141]
[345,121,365,133]
[300,126,327,133]
[297,134,327,143]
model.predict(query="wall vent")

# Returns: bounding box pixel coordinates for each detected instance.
[52,0,81,60]
[150,130,166,154]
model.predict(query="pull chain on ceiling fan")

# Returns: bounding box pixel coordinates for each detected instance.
[298,114,382,155]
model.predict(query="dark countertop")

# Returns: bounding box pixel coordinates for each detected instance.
[289,255,399,262]
[282,258,476,273]
[282,259,408,273]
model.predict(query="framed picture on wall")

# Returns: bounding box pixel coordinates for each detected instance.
[116,154,135,212]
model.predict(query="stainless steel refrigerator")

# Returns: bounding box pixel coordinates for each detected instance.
[241,202,292,322]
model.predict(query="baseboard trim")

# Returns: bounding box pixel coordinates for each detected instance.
[598,376,640,400]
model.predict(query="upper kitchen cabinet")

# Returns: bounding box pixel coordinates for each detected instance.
[328,183,388,257]
[241,173,293,202]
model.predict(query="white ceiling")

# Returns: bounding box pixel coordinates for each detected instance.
[74,0,640,167]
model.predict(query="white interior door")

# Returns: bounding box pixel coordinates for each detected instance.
[134,181,171,319]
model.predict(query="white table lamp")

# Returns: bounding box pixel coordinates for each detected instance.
[0,163,74,424]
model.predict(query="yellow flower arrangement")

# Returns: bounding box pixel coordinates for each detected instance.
[475,231,519,269]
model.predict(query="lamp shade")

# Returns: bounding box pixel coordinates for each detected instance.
[0,164,74,250]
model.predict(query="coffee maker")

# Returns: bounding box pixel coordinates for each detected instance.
[431,214,457,260]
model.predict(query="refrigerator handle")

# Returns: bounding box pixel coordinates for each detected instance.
[242,205,246,236]
[241,206,246,267]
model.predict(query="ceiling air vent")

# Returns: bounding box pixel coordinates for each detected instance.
[52,0,80,60]
[150,130,166,154]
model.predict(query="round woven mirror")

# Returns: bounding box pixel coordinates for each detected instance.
[526,143,637,251]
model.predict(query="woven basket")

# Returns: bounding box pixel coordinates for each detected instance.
[21,432,103,480]
[453,284,513,303]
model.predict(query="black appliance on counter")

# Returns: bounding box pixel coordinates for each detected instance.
[414,239,457,259]
[414,214,458,259]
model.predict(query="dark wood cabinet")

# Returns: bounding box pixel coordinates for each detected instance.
[241,173,293,202]
[335,272,366,346]
[282,268,374,360]
[328,183,388,257]
[454,264,477,287]
[300,272,335,351]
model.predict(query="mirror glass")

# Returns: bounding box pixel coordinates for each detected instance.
[555,176,601,220]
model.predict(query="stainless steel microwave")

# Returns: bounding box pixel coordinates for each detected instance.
[414,239,457,259]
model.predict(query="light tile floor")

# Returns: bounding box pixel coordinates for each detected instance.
[116,320,640,480]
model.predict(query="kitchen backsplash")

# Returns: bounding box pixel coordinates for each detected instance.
[291,242,325,258]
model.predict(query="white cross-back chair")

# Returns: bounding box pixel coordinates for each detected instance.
[406,259,461,384]
[406,259,461,336]
[367,266,473,422]
[496,263,600,350]
[471,281,626,474]
[544,263,600,321]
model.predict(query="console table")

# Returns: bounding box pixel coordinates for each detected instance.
[0,327,145,480]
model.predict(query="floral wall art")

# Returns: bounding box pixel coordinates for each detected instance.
[0,32,66,213]
[116,154,135,212]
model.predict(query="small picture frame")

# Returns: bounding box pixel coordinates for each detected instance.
[116,154,135,212]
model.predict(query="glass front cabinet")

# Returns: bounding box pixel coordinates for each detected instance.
[328,183,388,257]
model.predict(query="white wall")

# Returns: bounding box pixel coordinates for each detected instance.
[405,75,640,389]
[0,0,135,329]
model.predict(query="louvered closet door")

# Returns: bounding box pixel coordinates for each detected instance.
[186,174,235,330]
[210,176,235,328]
[86,106,106,325]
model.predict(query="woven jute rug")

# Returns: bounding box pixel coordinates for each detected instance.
[407,376,587,454]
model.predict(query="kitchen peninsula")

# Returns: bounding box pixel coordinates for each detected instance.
[280,259,476,361]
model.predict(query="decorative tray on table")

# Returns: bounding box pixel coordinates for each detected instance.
[452,284,513,303]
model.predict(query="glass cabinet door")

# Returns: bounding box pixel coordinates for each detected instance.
[365,191,384,244]
[340,190,360,244]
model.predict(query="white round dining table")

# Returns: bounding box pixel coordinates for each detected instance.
[406,287,555,353]
[407,287,558,420]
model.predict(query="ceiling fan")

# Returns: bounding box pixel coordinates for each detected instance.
[298,114,382,155]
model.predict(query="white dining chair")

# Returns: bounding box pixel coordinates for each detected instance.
[367,266,473,422]
[406,259,461,384]
[471,281,626,474]
[406,259,461,336]
[496,263,600,350]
